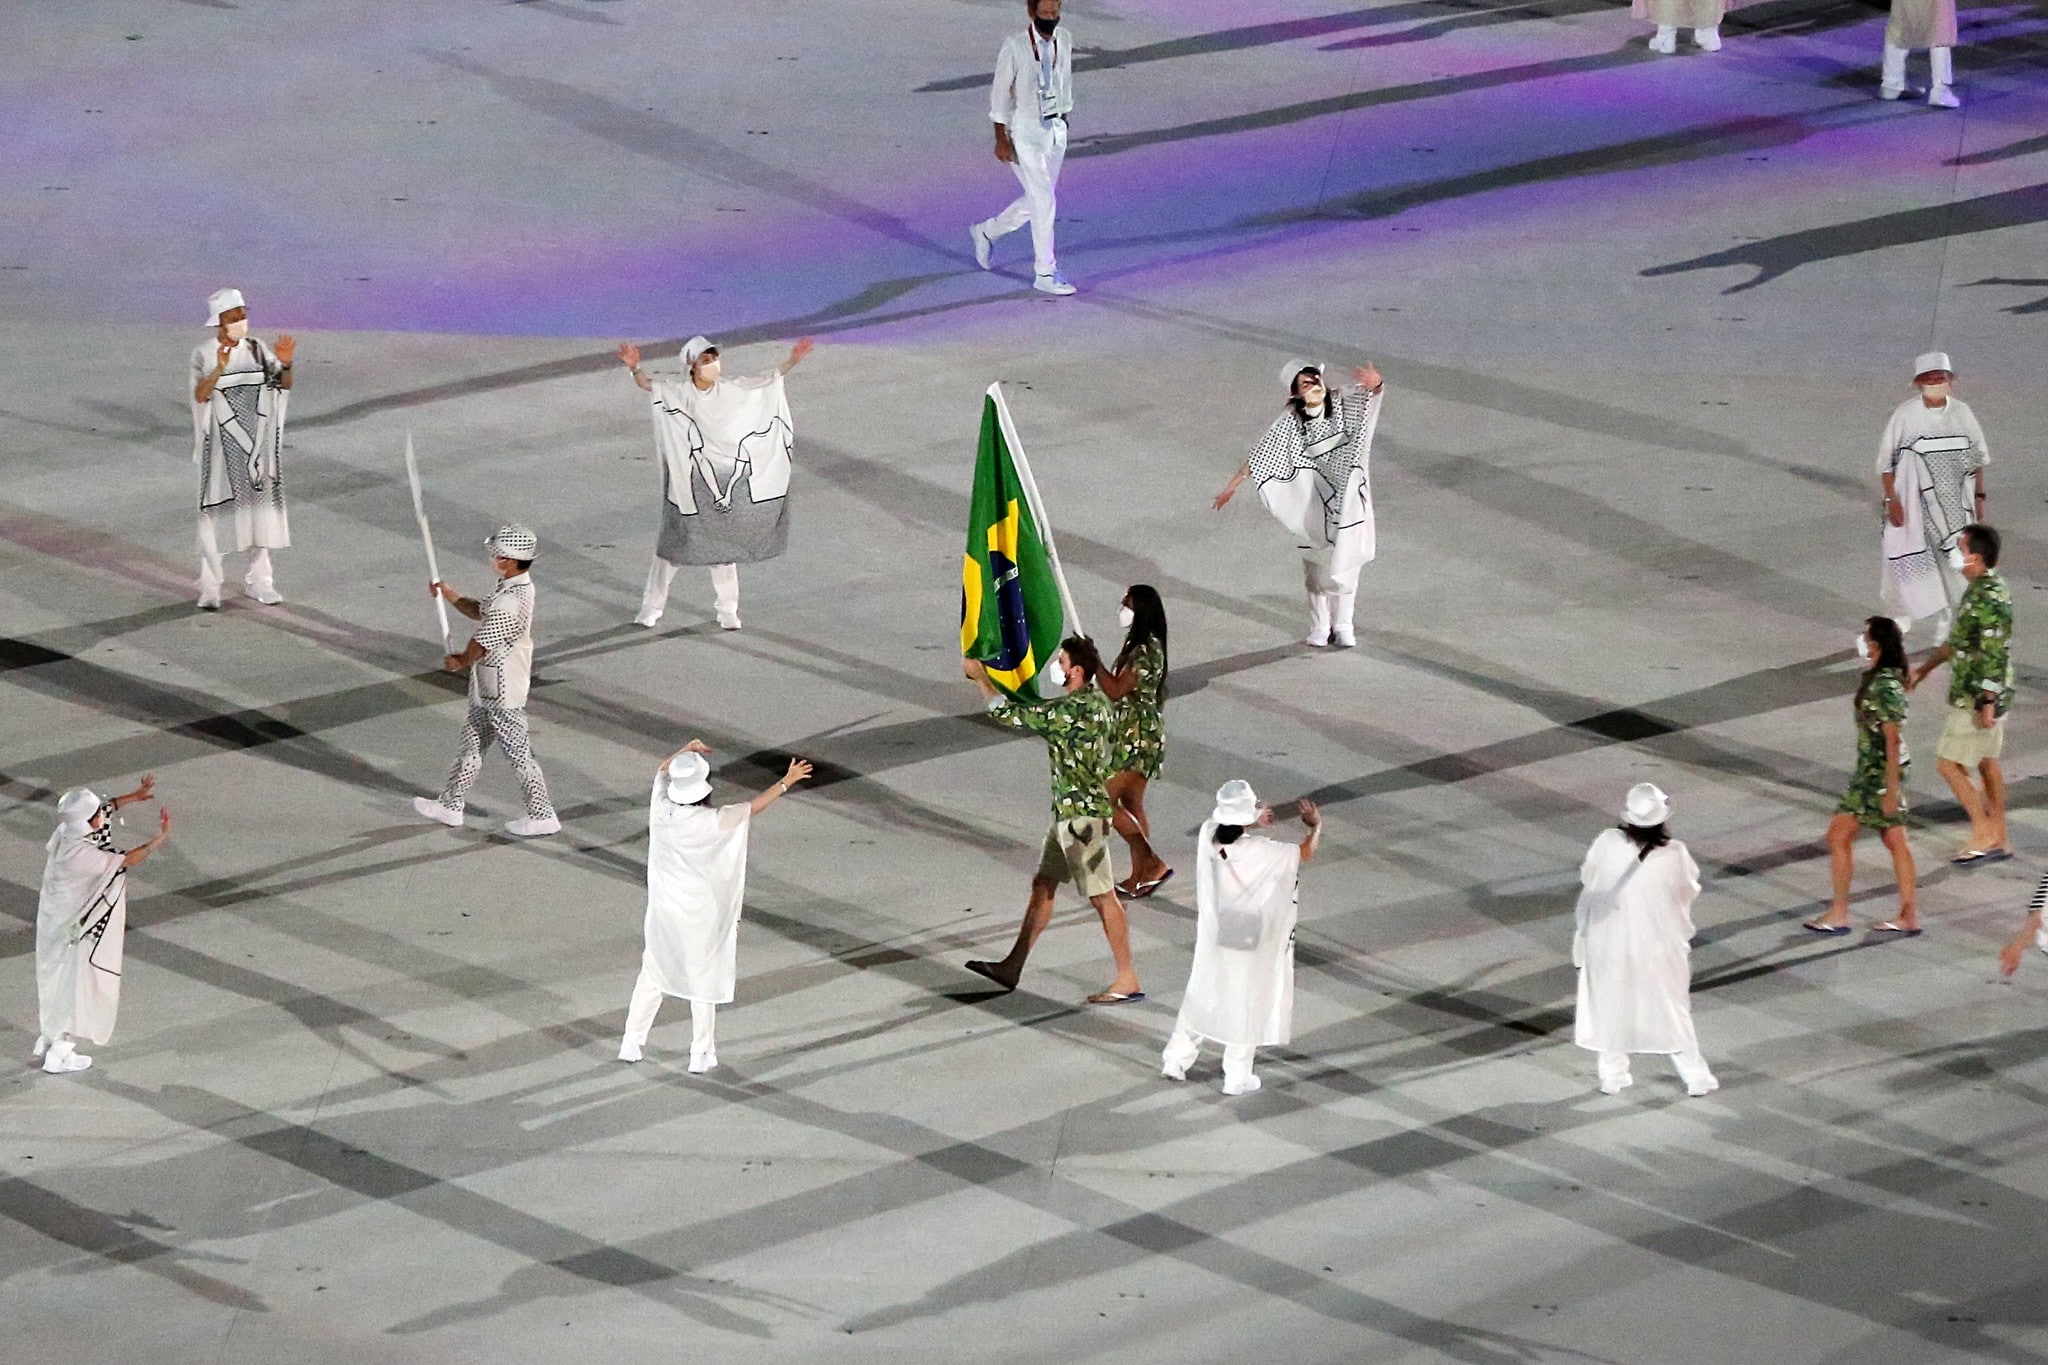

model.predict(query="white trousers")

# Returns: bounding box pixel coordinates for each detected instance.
[641,557,739,620]
[1883,42,1953,91]
[622,966,718,1058]
[1302,556,1359,644]
[983,120,1067,278]
[1163,1026,1257,1088]
[197,514,274,598]
[1598,1048,1715,1090]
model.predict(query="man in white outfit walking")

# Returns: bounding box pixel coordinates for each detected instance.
[970,0,1076,297]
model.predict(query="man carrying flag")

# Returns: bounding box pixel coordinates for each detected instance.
[959,387,1142,1004]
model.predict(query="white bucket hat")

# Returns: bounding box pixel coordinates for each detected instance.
[1912,351,1953,379]
[485,524,538,561]
[682,336,717,370]
[667,752,713,805]
[1281,359,1325,393]
[56,787,101,835]
[1211,779,1261,826]
[1622,782,1670,827]
[206,287,246,325]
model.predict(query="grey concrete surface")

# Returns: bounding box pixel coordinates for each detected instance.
[4,1,2048,1361]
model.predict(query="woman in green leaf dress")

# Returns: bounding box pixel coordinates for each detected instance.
[1101,585,1173,897]
[1804,616,1919,935]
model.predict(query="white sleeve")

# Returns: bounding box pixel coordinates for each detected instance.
[990,38,1016,125]
[1966,405,1990,467]
[1877,412,1902,479]
[716,803,751,834]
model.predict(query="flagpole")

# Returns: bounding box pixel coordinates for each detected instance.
[404,431,455,654]
[987,383,1085,638]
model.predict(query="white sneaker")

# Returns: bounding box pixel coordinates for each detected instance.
[1033,273,1077,296]
[1161,1062,1188,1082]
[248,584,284,606]
[1879,83,1906,100]
[412,796,464,828]
[1686,1076,1721,1097]
[504,815,561,838]
[42,1042,91,1075]
[1304,633,1330,648]
[1599,1074,1633,1095]
[2033,922,2048,954]
[688,1051,718,1074]
[197,590,221,611]
[633,608,662,629]
[1928,85,1960,108]
[618,1041,643,1063]
[971,223,993,270]
[716,610,742,631]
[1648,28,1678,53]
[1221,1074,1262,1096]
[1693,26,1721,50]
[1330,629,1357,649]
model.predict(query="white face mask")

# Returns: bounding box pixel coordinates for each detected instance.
[1918,381,1951,402]
[694,357,720,385]
[1118,606,1135,629]
[1041,658,1067,691]
[1853,632,1872,662]
[222,318,250,342]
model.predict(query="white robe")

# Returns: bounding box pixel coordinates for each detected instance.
[190,337,291,550]
[647,370,793,566]
[1250,388,1379,589]
[641,779,752,1004]
[1572,830,1702,1056]
[1173,823,1300,1048]
[37,826,128,1046]
[1880,446,1954,622]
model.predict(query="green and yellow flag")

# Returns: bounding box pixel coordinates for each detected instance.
[961,385,1072,701]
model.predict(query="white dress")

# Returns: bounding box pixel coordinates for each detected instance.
[641,779,752,1004]
[1174,823,1300,1047]
[37,822,128,1046]
[1572,830,1702,1056]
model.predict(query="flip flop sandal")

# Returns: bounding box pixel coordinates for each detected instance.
[1129,870,1176,899]
[1951,850,1992,865]
[1087,991,1147,1005]
[1978,849,2015,864]
[963,960,1017,993]
[1871,922,1924,936]
[1801,921,1852,936]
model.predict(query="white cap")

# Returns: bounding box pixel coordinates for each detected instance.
[485,524,538,561]
[1211,779,1261,827]
[1913,351,1953,379]
[683,336,717,369]
[206,288,246,325]
[1281,359,1325,392]
[1622,782,1670,828]
[56,787,101,835]
[667,752,713,805]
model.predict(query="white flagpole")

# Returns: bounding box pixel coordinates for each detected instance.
[987,383,1085,639]
[404,431,455,654]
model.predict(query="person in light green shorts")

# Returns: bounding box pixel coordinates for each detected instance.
[1910,523,2013,865]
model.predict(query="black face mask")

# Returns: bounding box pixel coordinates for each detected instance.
[1033,14,1058,36]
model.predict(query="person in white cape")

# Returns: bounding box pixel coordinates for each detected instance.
[1214,360,1384,649]
[617,742,813,1072]
[616,335,812,631]
[35,778,170,1075]
[1572,783,1717,1097]
[190,288,295,609]
[1161,780,1321,1096]
[1879,351,1989,643]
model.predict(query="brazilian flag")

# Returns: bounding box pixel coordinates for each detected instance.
[961,386,1069,701]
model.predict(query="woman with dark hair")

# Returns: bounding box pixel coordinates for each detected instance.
[1213,359,1384,648]
[1573,783,1716,1097]
[1805,616,1919,935]
[1100,585,1172,897]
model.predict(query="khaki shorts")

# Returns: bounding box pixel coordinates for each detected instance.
[1936,701,2005,766]
[1036,817,1115,898]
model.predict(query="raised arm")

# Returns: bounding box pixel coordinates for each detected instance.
[748,757,813,815]
[123,808,171,869]
[618,342,653,393]
[779,337,814,375]
[112,773,156,809]
[1296,798,1323,862]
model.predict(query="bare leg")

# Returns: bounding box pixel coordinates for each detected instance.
[1816,812,1859,927]
[1108,771,1168,889]
[1879,826,1918,928]
[1980,757,2008,852]
[1085,890,1142,1000]
[970,876,1060,989]
[1937,757,1993,850]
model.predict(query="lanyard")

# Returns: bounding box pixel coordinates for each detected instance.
[1028,25,1057,95]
